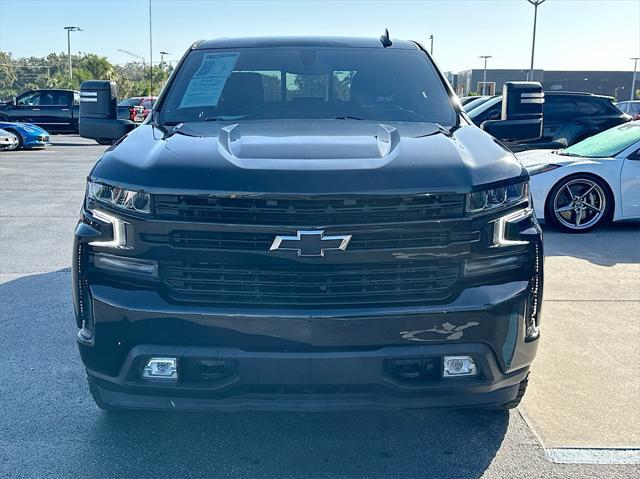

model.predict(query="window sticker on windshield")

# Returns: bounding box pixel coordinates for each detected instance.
[179,53,239,108]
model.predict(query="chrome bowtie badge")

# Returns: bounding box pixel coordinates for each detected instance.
[270,230,352,257]
[401,321,480,342]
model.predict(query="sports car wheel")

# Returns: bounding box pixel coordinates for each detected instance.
[546,175,611,233]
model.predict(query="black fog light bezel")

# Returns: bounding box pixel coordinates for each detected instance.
[90,252,159,278]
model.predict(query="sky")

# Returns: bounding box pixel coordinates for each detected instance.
[0,0,639,74]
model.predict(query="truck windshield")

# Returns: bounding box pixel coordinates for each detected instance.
[159,47,456,125]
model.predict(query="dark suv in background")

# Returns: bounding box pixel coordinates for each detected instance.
[468,91,631,151]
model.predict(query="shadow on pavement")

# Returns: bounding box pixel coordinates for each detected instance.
[0,270,509,479]
[85,408,508,478]
[542,222,640,266]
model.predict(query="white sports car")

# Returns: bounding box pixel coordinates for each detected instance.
[517,121,640,232]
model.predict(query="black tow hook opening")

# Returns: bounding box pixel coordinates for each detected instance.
[179,359,238,383]
[385,357,441,381]
[197,359,236,380]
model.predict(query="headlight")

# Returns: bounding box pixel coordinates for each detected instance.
[527,164,561,176]
[466,181,528,214]
[87,181,151,214]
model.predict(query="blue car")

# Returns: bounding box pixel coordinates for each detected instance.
[0,121,49,149]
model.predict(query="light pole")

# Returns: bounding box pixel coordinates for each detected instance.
[64,26,82,79]
[479,55,492,95]
[630,57,640,100]
[160,51,170,66]
[149,0,154,96]
[527,0,546,81]
[428,35,434,56]
[118,49,147,92]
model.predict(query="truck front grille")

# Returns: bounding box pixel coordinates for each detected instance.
[154,194,466,225]
[141,229,479,252]
[159,259,461,307]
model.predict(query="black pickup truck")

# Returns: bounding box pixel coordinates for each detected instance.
[74,36,545,412]
[0,89,80,133]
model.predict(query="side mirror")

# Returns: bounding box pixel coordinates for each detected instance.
[481,82,544,142]
[79,80,137,142]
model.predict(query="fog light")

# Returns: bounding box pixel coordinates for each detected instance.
[443,356,477,377]
[142,357,178,379]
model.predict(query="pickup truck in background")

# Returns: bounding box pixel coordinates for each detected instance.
[0,89,80,133]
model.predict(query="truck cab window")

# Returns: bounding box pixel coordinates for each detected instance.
[17,92,41,106]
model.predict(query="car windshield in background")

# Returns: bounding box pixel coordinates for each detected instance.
[118,98,141,106]
[560,122,640,158]
[463,96,492,112]
[159,47,456,125]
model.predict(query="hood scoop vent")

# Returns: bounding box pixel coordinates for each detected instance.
[218,123,401,170]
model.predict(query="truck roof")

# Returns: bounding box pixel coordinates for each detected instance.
[30,88,78,92]
[194,36,419,51]
[544,91,614,100]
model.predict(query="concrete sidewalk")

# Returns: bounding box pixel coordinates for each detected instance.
[521,225,640,449]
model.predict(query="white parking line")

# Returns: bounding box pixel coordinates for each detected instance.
[545,448,640,465]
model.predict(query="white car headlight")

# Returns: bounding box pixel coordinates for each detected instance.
[466,181,528,214]
[87,181,151,214]
[527,164,562,176]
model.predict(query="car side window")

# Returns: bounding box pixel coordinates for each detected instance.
[616,103,628,113]
[574,98,607,116]
[17,92,41,106]
[543,96,576,119]
[484,103,502,121]
[49,91,72,106]
[472,102,501,123]
[38,91,56,105]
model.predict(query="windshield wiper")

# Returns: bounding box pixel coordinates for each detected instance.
[204,114,255,122]
[334,115,364,120]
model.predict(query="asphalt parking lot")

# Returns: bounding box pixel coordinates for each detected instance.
[0,135,638,478]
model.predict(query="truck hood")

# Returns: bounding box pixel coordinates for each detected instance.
[91,120,526,195]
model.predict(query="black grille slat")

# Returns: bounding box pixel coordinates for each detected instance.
[159,260,460,307]
[154,194,465,225]
[140,230,479,252]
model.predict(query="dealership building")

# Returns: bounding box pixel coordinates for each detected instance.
[447,69,637,99]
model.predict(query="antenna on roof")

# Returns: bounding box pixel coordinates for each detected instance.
[380,28,392,47]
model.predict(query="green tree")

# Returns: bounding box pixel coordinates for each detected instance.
[0,51,174,100]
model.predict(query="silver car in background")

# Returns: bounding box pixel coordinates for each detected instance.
[0,128,19,150]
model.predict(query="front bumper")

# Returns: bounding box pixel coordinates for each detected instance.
[23,135,49,148]
[73,200,543,411]
[79,279,539,411]
[88,343,529,412]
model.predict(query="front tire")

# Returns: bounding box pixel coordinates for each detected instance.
[545,175,612,233]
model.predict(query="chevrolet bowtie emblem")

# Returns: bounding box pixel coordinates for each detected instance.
[269,230,352,257]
